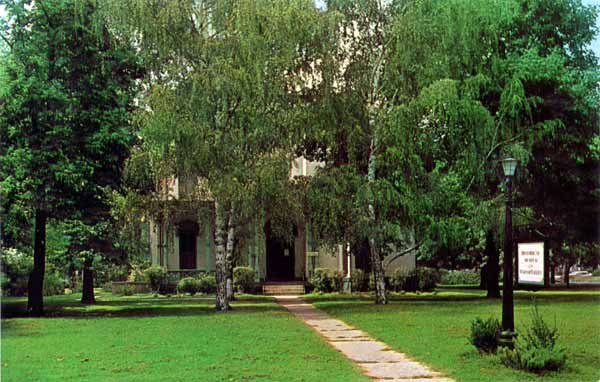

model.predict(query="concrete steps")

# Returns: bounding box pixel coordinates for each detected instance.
[263,283,305,295]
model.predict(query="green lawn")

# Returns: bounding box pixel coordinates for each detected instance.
[1,291,368,382]
[305,289,600,382]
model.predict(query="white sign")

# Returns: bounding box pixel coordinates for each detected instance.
[518,242,545,285]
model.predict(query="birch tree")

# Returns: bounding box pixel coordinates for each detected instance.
[101,0,324,311]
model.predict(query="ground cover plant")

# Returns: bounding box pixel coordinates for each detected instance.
[1,291,368,382]
[305,289,600,382]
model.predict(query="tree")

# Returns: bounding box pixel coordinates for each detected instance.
[378,0,598,292]
[301,0,409,304]
[101,0,325,311]
[0,0,142,315]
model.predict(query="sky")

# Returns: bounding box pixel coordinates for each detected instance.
[583,0,600,56]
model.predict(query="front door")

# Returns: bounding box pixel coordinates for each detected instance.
[265,224,295,281]
[179,232,197,269]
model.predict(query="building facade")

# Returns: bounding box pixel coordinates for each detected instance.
[149,157,416,282]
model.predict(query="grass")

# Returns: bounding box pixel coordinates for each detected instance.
[1,290,368,382]
[305,289,600,382]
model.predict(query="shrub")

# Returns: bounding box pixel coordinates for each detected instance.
[177,277,200,295]
[389,267,439,292]
[1,248,33,296]
[441,270,480,285]
[310,268,334,293]
[416,267,440,291]
[144,265,167,293]
[499,306,566,373]
[233,267,256,293]
[128,265,146,282]
[198,274,217,294]
[332,270,344,292]
[310,268,345,293]
[120,285,134,296]
[592,268,600,277]
[107,265,129,283]
[43,272,67,296]
[469,317,501,353]
[351,269,367,291]
[390,269,417,292]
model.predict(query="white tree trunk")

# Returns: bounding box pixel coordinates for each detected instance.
[214,200,229,311]
[225,207,235,301]
[367,132,387,305]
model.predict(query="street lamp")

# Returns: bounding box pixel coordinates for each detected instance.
[500,157,518,347]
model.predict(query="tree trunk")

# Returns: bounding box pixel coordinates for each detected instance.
[81,258,96,304]
[214,200,230,311]
[562,259,570,287]
[27,209,46,316]
[225,207,235,302]
[550,264,555,284]
[484,230,501,298]
[367,135,387,305]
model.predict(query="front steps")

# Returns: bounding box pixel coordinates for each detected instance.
[263,282,305,295]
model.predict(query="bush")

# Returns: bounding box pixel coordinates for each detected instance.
[440,269,480,285]
[233,267,256,293]
[416,267,440,291]
[1,248,33,296]
[198,274,217,294]
[310,268,333,292]
[120,285,134,296]
[177,277,200,295]
[389,267,439,292]
[499,306,566,373]
[332,270,344,292]
[310,268,344,293]
[144,265,167,293]
[592,268,600,277]
[107,265,129,283]
[351,269,367,291]
[469,317,501,353]
[43,272,67,296]
[128,265,146,282]
[389,269,417,292]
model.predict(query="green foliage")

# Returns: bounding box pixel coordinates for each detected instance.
[351,269,367,292]
[441,270,481,285]
[310,268,343,293]
[144,266,167,293]
[0,0,143,221]
[198,275,217,295]
[499,306,566,373]
[1,248,32,296]
[592,268,600,277]
[233,267,256,293]
[43,273,67,296]
[388,267,440,292]
[389,269,417,292]
[176,277,200,296]
[127,265,146,283]
[0,248,66,296]
[119,285,134,296]
[469,317,501,353]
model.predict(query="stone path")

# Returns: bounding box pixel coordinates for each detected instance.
[275,295,454,382]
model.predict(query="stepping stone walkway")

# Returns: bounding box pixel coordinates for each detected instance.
[275,295,454,382]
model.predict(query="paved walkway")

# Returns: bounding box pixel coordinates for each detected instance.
[275,295,454,382]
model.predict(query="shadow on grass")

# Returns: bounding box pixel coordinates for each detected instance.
[1,293,283,319]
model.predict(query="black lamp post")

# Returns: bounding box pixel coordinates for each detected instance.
[500,157,518,347]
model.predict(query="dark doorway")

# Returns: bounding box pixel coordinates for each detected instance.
[265,222,295,281]
[179,221,198,269]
